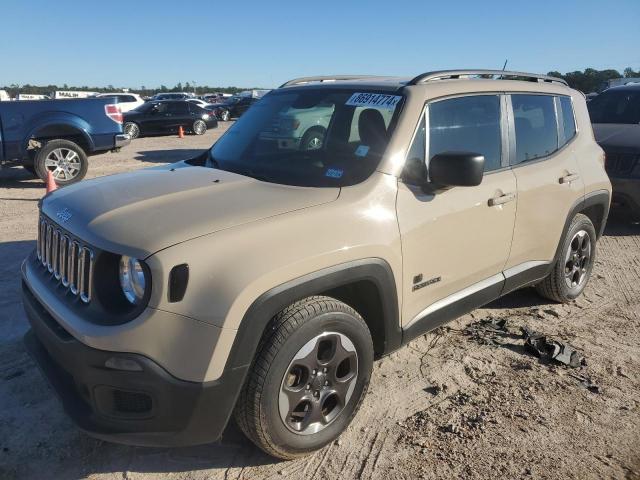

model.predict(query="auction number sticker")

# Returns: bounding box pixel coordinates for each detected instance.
[346,92,402,110]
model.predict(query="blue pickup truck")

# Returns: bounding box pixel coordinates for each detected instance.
[0,98,130,185]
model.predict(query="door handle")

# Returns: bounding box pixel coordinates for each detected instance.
[488,192,516,206]
[559,173,580,184]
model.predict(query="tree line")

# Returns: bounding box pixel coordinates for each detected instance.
[3,67,640,97]
[547,67,640,93]
[0,81,263,98]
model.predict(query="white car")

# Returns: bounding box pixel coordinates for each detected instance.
[186,98,214,109]
[95,93,144,112]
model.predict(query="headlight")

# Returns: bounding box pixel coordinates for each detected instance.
[203,113,210,120]
[119,255,146,304]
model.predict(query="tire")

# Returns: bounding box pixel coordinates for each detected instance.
[124,122,140,139]
[300,128,326,151]
[234,296,374,460]
[219,109,230,122]
[192,119,207,135]
[34,139,88,186]
[536,213,597,303]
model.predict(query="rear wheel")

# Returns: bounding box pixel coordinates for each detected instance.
[192,119,207,135]
[34,139,88,186]
[219,109,230,122]
[234,296,373,459]
[536,213,597,303]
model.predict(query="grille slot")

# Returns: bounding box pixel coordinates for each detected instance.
[37,215,95,304]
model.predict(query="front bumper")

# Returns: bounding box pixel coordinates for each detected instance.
[22,281,247,447]
[114,133,131,149]
[610,177,640,214]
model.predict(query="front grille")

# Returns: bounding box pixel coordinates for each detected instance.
[605,152,639,176]
[36,215,94,303]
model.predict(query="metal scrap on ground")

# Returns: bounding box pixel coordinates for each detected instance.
[522,326,585,368]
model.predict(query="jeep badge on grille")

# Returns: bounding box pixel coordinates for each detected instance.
[56,208,72,223]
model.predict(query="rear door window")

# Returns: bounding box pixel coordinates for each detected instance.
[511,95,558,164]
[428,95,502,172]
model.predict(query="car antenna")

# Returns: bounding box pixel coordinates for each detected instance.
[497,59,508,80]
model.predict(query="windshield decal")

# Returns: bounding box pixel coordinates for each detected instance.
[325,168,344,178]
[355,145,370,157]
[346,93,402,110]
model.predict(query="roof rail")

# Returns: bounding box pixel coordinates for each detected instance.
[407,70,568,86]
[279,75,376,88]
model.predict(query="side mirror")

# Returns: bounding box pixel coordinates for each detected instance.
[429,151,485,188]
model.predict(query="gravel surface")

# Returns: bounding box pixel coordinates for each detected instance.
[1,127,639,479]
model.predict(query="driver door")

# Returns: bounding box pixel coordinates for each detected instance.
[397,94,517,331]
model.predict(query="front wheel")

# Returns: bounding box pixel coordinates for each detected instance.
[536,213,597,303]
[34,139,88,186]
[300,128,325,151]
[124,122,140,139]
[192,119,207,135]
[234,296,373,459]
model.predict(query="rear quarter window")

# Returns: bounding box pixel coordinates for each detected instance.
[559,96,576,145]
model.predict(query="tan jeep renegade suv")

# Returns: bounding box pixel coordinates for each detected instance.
[23,70,611,459]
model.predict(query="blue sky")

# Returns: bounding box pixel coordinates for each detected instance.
[1,0,638,89]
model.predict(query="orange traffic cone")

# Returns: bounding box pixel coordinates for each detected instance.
[46,171,58,193]
[178,126,185,138]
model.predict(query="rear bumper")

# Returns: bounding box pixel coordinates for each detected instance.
[114,133,131,149]
[610,177,640,213]
[22,281,247,447]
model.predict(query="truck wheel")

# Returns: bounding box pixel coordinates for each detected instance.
[300,128,325,151]
[192,120,207,135]
[124,122,140,139]
[34,139,88,186]
[234,296,373,459]
[536,213,597,303]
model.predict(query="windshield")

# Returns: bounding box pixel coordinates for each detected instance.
[588,89,640,124]
[207,89,404,187]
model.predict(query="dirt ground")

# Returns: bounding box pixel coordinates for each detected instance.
[1,126,639,480]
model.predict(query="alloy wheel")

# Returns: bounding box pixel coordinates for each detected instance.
[193,120,206,135]
[124,123,139,139]
[279,332,358,435]
[44,148,81,181]
[564,230,591,289]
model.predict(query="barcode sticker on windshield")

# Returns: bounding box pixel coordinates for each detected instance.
[346,93,402,110]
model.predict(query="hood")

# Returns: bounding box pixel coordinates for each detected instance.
[592,123,640,151]
[42,164,339,258]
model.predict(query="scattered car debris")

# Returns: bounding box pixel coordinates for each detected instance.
[569,373,602,393]
[463,317,510,345]
[522,327,585,368]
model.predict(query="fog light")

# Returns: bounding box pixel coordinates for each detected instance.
[105,356,143,371]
